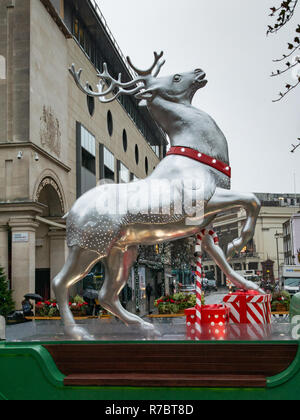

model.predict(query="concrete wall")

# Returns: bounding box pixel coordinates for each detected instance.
[0,0,31,144]
[30,0,69,165]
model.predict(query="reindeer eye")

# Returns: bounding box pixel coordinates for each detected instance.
[173,74,182,82]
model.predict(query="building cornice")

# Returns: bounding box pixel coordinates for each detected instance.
[0,142,71,173]
[0,201,46,215]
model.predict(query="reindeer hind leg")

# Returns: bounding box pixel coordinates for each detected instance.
[201,233,265,294]
[206,188,261,261]
[52,245,102,340]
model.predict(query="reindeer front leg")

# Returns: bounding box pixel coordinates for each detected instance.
[206,188,261,260]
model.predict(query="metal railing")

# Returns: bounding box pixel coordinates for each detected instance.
[89,0,137,80]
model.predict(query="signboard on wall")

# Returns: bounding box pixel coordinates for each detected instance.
[12,233,29,243]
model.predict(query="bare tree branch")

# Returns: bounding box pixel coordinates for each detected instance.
[267,0,298,34]
[268,1,300,149]
[272,77,300,101]
[273,44,300,62]
[291,139,300,152]
[271,59,300,77]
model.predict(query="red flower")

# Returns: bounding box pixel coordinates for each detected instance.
[170,299,175,303]
[52,303,57,307]
[69,302,72,306]
[84,302,88,306]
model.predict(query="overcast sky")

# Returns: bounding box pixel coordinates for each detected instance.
[96,0,300,194]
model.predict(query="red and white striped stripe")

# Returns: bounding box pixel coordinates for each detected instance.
[223,293,272,325]
[195,229,219,340]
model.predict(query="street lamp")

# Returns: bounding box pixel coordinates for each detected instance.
[275,231,283,287]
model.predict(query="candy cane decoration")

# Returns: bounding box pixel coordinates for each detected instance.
[195,229,219,340]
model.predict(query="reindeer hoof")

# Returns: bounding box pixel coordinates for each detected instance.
[64,325,94,341]
[244,281,266,295]
[138,321,161,339]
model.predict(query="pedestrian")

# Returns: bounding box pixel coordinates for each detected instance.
[22,298,33,317]
[146,283,153,314]
[170,283,175,295]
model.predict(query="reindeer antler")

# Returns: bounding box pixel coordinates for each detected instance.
[127,51,165,77]
[69,52,165,103]
[69,63,145,103]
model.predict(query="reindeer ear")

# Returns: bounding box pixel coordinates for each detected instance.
[135,89,154,100]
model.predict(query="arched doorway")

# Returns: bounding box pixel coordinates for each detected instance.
[34,177,66,300]
[35,177,65,217]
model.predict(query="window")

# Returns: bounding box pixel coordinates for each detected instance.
[0,56,6,80]
[122,129,128,152]
[79,23,85,49]
[103,147,115,181]
[81,125,96,157]
[151,145,160,158]
[135,145,139,165]
[76,124,96,197]
[72,13,98,68]
[131,174,139,182]
[145,157,149,175]
[50,0,61,15]
[119,163,130,183]
[73,17,79,40]
[87,85,95,117]
[107,111,113,136]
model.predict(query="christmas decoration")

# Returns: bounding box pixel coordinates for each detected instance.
[0,266,15,319]
[223,290,272,325]
[185,305,230,340]
[194,229,219,339]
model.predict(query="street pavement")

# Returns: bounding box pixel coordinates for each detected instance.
[204,288,228,305]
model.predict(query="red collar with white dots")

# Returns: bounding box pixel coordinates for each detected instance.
[166,146,231,178]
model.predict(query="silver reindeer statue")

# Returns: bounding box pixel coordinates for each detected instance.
[52,52,263,340]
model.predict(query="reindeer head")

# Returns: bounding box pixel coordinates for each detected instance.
[69,52,207,106]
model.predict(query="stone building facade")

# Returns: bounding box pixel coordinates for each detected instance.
[0,0,166,306]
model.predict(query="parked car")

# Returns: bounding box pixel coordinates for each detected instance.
[179,284,196,295]
[206,279,218,292]
[283,278,300,296]
[202,278,218,292]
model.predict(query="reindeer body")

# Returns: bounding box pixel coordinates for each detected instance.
[52,53,263,340]
[66,80,230,255]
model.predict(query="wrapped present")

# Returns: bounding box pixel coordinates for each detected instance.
[223,290,272,325]
[185,305,230,340]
